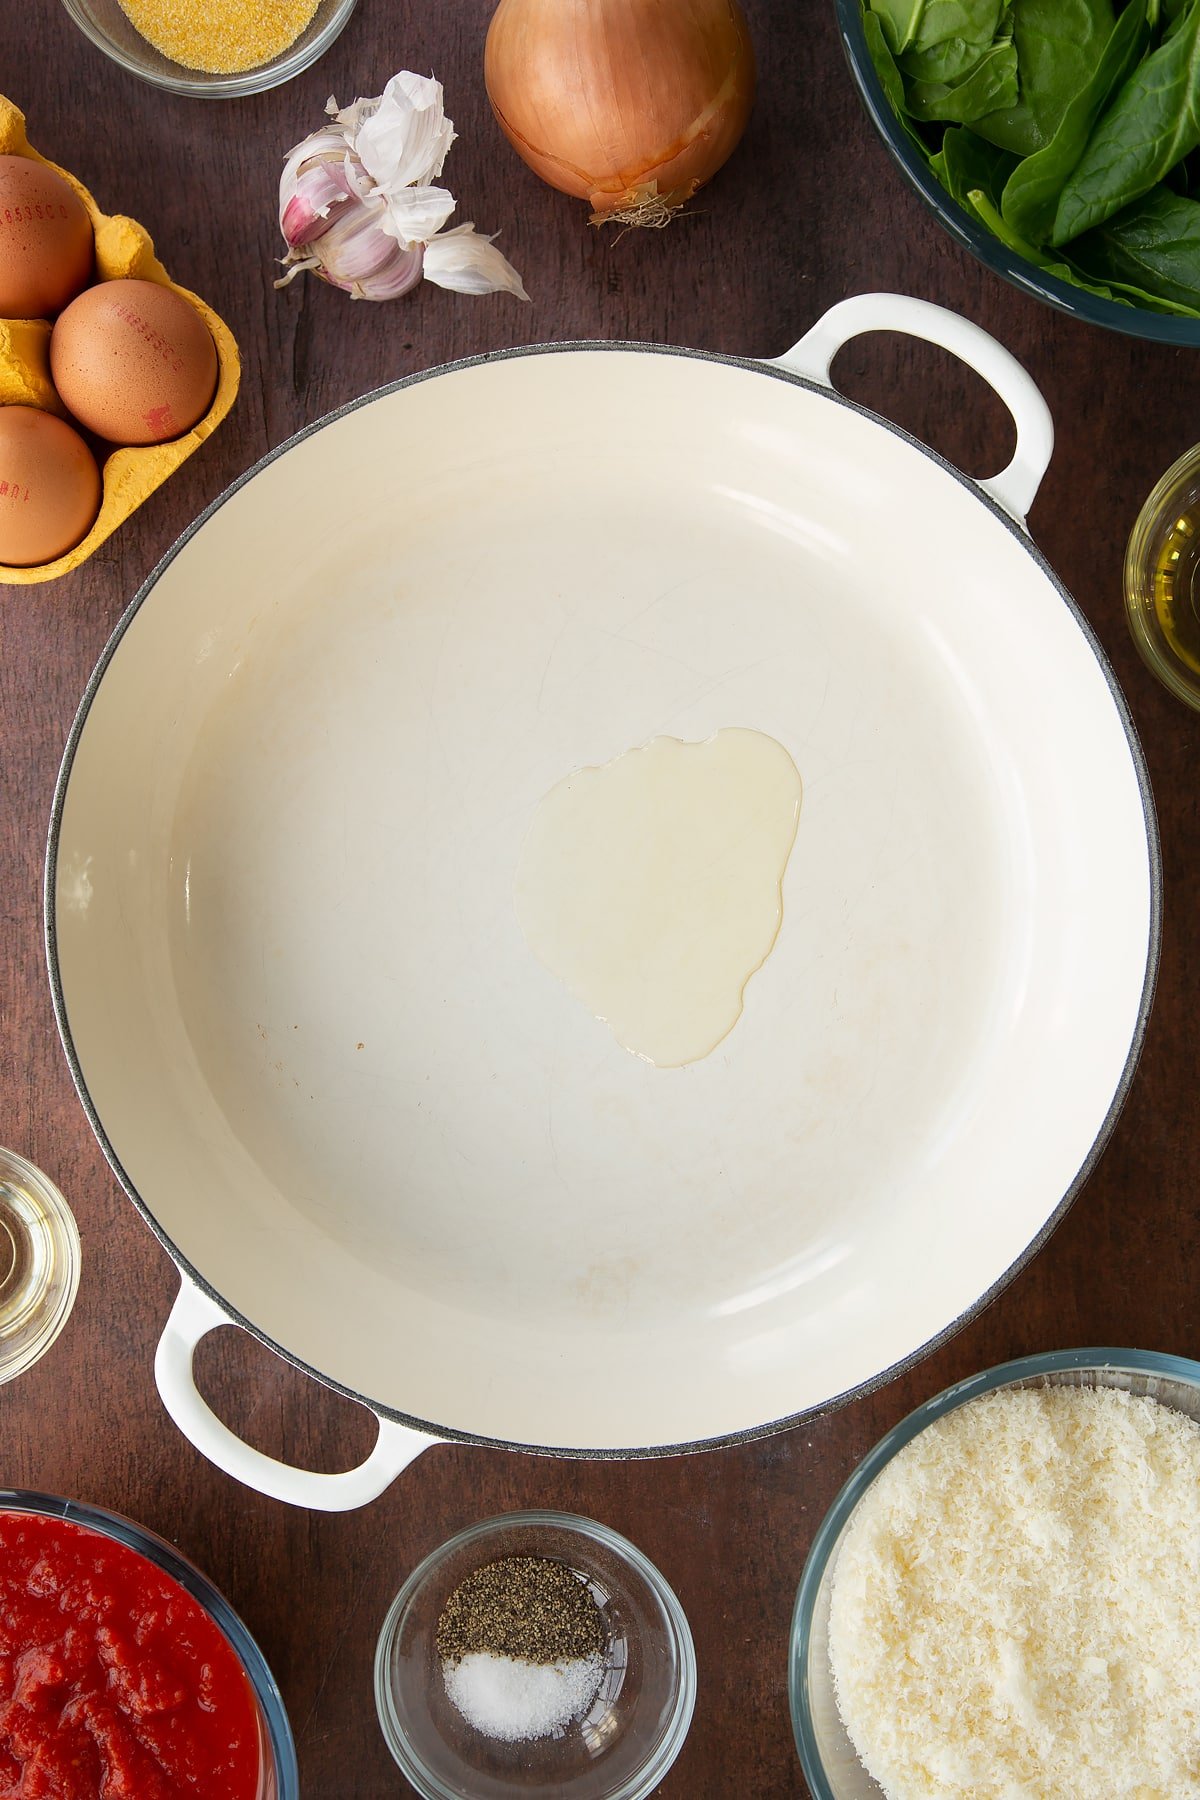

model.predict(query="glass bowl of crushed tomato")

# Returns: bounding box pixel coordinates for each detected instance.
[0,1490,298,1798]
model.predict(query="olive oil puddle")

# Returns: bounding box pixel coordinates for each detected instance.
[514,728,802,1068]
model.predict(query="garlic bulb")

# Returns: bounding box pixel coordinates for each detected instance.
[277,73,529,302]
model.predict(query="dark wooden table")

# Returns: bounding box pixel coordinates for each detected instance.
[3,4,1197,1796]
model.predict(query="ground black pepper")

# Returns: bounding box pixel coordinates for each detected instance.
[436,1555,606,1666]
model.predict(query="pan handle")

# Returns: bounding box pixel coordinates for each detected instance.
[154,1278,440,1511]
[772,292,1054,528]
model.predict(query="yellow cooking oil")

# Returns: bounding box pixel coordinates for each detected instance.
[1150,505,1200,677]
[1126,449,1200,707]
[514,728,803,1069]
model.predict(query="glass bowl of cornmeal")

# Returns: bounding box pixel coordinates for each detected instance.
[60,0,356,97]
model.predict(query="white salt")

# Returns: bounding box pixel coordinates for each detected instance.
[443,1649,603,1742]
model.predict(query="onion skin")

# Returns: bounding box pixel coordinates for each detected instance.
[483,0,756,223]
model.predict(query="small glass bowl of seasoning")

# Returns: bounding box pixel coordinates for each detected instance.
[0,1148,81,1383]
[375,1510,696,1800]
[1124,439,1200,711]
[59,0,356,98]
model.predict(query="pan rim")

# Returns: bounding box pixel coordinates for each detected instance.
[43,336,1162,1460]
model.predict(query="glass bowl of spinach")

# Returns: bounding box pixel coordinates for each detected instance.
[838,0,1200,342]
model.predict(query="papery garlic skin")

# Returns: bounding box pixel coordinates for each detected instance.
[276,72,529,303]
[423,224,530,299]
[349,71,456,218]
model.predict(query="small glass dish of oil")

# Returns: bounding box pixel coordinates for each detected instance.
[0,1148,81,1382]
[1125,442,1200,710]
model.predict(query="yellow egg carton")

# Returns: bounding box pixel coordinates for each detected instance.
[0,96,240,584]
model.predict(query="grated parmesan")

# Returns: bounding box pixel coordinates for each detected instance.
[828,1384,1200,1800]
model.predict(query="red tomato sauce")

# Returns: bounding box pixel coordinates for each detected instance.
[0,1510,261,1800]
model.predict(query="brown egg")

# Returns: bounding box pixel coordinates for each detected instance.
[50,278,218,446]
[0,406,102,567]
[0,155,94,319]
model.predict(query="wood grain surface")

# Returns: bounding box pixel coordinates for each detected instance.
[3,3,1198,1796]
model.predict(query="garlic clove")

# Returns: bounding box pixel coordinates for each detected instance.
[276,220,424,299]
[352,244,425,300]
[278,127,350,212]
[422,224,530,300]
[280,160,357,248]
[309,204,401,281]
[319,243,425,300]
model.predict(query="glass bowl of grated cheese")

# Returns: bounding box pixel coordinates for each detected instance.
[790,1348,1200,1800]
[60,0,356,98]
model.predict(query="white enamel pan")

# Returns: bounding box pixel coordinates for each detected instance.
[46,294,1159,1509]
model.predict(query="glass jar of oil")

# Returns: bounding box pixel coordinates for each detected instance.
[0,1147,81,1381]
[1125,442,1200,710]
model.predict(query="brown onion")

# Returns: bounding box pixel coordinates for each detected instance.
[483,0,756,225]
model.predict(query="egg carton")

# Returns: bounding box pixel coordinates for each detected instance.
[0,95,239,584]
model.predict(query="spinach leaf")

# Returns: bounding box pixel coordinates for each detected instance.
[966,186,1134,296]
[972,0,1117,157]
[899,0,1008,82]
[907,39,1020,121]
[901,35,997,87]
[969,184,1200,308]
[1061,266,1198,310]
[1000,0,1153,243]
[931,125,1019,206]
[869,0,930,54]
[909,0,1008,48]
[863,8,939,158]
[1070,266,1200,310]
[968,185,1075,255]
[863,7,911,112]
[1053,0,1200,242]
[870,0,1011,86]
[1071,185,1200,305]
